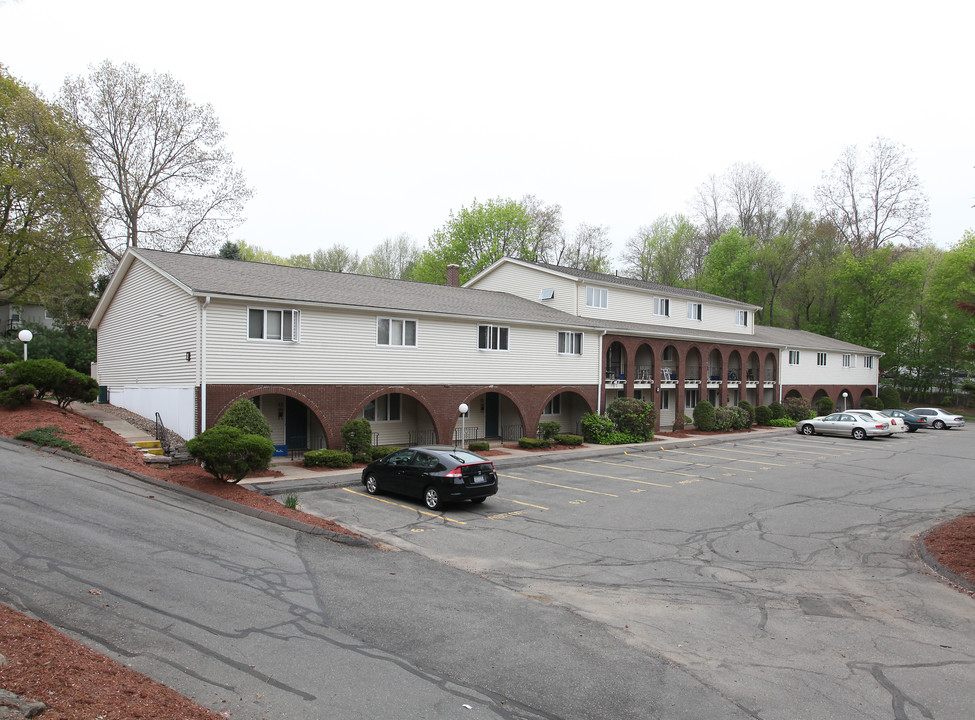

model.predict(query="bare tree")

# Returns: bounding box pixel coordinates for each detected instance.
[724,162,784,242]
[816,137,929,255]
[692,173,728,249]
[310,244,360,272]
[359,233,420,279]
[521,194,564,262]
[621,215,696,286]
[552,223,611,272]
[59,61,252,260]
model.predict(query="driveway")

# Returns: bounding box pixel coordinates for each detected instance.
[296,429,975,719]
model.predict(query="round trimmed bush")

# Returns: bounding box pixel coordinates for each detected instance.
[738,400,755,427]
[217,399,272,439]
[754,405,772,426]
[187,425,275,483]
[815,396,834,416]
[606,397,655,441]
[693,400,716,431]
[768,401,785,420]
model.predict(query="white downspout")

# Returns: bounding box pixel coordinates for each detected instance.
[597,330,607,414]
[200,296,211,434]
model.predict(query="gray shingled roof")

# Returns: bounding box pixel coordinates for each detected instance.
[520,260,760,309]
[132,249,593,327]
[123,249,878,354]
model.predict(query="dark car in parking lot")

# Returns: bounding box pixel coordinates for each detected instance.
[361,446,498,509]
[883,408,926,432]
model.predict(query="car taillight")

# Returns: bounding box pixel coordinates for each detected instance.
[875,424,885,429]
[444,467,462,478]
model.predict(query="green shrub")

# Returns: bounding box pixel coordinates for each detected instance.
[815,396,834,416]
[0,349,18,364]
[51,368,99,408]
[783,396,811,422]
[553,433,583,446]
[2,359,66,398]
[217,398,272,438]
[602,431,644,444]
[0,384,36,409]
[468,440,491,452]
[860,395,883,410]
[769,417,798,428]
[303,448,354,468]
[693,400,716,431]
[878,385,901,409]
[712,406,749,431]
[187,425,275,482]
[768,401,785,420]
[519,437,550,449]
[537,420,561,440]
[738,400,755,427]
[606,397,655,441]
[340,417,373,462]
[370,445,403,461]
[672,413,690,432]
[14,425,86,455]
[754,405,772,426]
[581,413,616,443]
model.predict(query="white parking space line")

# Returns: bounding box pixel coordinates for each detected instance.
[495,496,549,510]
[340,487,468,524]
[499,472,619,497]
[538,464,671,488]
[585,458,713,481]
[661,448,786,467]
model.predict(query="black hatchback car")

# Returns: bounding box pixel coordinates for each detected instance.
[361,446,498,510]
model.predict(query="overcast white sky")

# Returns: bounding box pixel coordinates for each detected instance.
[2,0,972,264]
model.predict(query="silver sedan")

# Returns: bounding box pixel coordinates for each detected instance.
[908,407,966,430]
[796,412,891,440]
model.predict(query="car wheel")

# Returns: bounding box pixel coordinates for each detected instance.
[470,497,487,504]
[424,486,443,510]
[364,473,380,495]
[801,424,815,435]
[852,427,867,440]
[933,419,946,430]
[908,426,917,433]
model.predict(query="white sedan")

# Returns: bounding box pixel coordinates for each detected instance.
[796,412,891,440]
[850,409,908,435]
[909,407,966,430]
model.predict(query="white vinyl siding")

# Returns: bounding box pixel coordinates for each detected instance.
[204,302,597,385]
[95,260,199,386]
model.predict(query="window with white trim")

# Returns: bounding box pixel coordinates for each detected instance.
[736,310,749,327]
[557,331,583,355]
[687,302,702,321]
[248,307,299,342]
[543,394,562,415]
[540,288,555,300]
[377,317,417,346]
[864,356,874,369]
[653,297,670,317]
[685,388,699,409]
[478,324,509,351]
[789,350,800,365]
[660,391,670,410]
[817,352,827,366]
[586,287,608,308]
[842,354,853,368]
[364,393,401,422]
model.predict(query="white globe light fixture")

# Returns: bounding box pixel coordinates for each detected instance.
[458,403,469,448]
[17,329,33,360]
[841,391,848,411]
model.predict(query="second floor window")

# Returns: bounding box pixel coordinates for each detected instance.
[377,317,416,346]
[478,324,509,351]
[248,308,299,342]
[817,352,827,366]
[789,350,800,365]
[864,356,874,369]
[586,287,608,308]
[557,331,583,355]
[687,302,702,321]
[653,297,670,317]
[842,354,853,368]
[736,310,749,327]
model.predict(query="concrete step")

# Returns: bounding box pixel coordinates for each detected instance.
[130,439,165,456]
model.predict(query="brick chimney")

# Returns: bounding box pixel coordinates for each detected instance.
[446,264,460,288]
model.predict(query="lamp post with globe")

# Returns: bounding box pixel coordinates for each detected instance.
[458,403,469,448]
[18,329,32,361]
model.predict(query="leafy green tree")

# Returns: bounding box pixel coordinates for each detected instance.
[309,244,360,273]
[0,322,95,374]
[1,67,99,299]
[412,198,537,284]
[59,60,252,260]
[218,241,243,259]
[552,223,612,273]
[700,228,762,305]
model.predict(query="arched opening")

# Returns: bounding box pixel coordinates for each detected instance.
[605,341,627,382]
[707,349,723,382]
[685,347,703,383]
[362,391,438,446]
[658,344,679,428]
[763,352,778,405]
[727,350,743,406]
[857,388,874,408]
[811,388,833,415]
[538,390,593,437]
[240,392,326,457]
[634,343,655,386]
[837,389,853,411]
[461,391,526,443]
